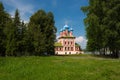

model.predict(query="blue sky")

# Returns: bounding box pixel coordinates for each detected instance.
[1,0,88,49]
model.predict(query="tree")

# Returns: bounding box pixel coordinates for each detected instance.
[0,2,56,56]
[81,0,104,52]
[81,0,120,58]
[104,0,120,57]
[17,21,28,55]
[28,10,56,55]
[45,12,56,55]
[0,2,11,56]
[5,9,21,56]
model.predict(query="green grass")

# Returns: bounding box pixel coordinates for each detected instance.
[0,54,120,80]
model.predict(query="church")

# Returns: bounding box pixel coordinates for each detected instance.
[54,25,82,55]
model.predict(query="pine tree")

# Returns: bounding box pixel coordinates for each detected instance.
[5,9,21,56]
[17,21,27,55]
[0,2,11,56]
[0,2,56,56]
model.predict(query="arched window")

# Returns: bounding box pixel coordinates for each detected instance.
[65,41,66,45]
[65,52,67,54]
[71,47,73,51]
[69,52,71,54]
[65,47,67,51]
[56,52,58,54]
[68,47,69,50]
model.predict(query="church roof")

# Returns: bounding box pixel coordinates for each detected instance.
[60,25,73,32]
[58,36,75,39]
[64,25,70,29]
[69,28,73,31]
[75,43,80,47]
[62,27,66,31]
[54,42,62,47]
[60,29,63,32]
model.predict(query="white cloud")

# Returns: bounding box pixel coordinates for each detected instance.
[75,36,87,49]
[56,32,60,40]
[56,35,60,40]
[3,0,34,21]
[75,36,85,43]
[63,18,72,25]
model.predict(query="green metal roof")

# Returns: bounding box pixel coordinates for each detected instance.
[54,42,63,47]
[75,43,80,47]
[59,36,75,39]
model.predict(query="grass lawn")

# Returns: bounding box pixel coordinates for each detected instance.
[0,54,120,80]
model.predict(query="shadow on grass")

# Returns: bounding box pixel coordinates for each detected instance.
[55,53,119,59]
[91,54,119,59]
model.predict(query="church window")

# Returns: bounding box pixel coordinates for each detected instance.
[65,52,67,54]
[65,41,66,45]
[65,47,66,51]
[71,47,73,51]
[69,52,71,54]
[56,52,58,54]
[71,42,72,45]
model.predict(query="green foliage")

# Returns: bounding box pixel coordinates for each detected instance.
[0,2,11,56]
[5,9,23,56]
[0,55,120,80]
[28,10,56,55]
[0,2,56,56]
[81,0,120,57]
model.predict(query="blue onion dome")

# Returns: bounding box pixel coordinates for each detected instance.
[64,25,70,29]
[60,29,63,32]
[63,27,66,31]
[69,28,73,31]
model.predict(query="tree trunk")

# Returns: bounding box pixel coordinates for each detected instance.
[118,50,120,58]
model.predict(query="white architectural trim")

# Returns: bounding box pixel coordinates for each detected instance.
[55,51,82,55]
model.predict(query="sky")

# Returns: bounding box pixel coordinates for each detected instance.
[1,0,89,49]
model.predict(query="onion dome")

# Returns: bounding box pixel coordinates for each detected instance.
[60,29,63,32]
[69,28,73,31]
[64,25,70,29]
[62,27,66,31]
